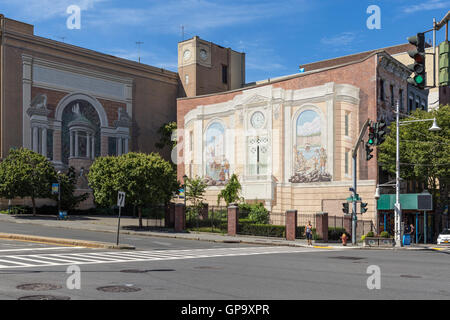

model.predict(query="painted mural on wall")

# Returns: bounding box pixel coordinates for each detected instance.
[204,122,230,186]
[290,110,332,183]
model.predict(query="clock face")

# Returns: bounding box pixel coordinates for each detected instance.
[183,50,191,61]
[199,49,208,60]
[251,111,265,129]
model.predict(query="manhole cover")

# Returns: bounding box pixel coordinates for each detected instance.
[120,269,148,273]
[18,295,70,300]
[194,266,223,270]
[400,275,422,279]
[17,283,63,291]
[96,285,141,293]
[329,256,365,261]
[147,269,175,272]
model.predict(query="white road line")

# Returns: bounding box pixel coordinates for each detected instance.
[0,246,340,269]
[0,247,85,253]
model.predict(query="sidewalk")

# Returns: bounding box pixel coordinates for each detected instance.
[0,213,442,251]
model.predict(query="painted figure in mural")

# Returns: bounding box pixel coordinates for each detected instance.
[223,157,230,180]
[72,103,81,115]
[30,94,48,109]
[319,147,327,174]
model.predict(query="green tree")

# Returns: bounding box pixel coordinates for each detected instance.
[52,167,89,212]
[88,152,178,228]
[378,105,450,213]
[0,148,56,215]
[217,174,242,206]
[185,176,207,218]
[155,121,177,150]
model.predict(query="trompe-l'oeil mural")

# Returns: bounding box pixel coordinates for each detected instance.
[205,122,230,186]
[290,110,332,183]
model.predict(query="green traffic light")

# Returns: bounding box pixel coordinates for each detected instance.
[368,138,374,144]
[415,74,424,84]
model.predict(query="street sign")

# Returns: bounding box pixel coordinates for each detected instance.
[52,183,59,195]
[117,191,126,208]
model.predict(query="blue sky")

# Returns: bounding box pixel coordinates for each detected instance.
[0,0,448,82]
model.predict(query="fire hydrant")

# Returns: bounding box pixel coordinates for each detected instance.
[341,233,348,246]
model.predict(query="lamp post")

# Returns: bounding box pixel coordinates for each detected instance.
[183,174,188,208]
[394,100,441,247]
[57,171,62,216]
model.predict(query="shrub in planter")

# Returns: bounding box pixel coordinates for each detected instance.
[366,231,375,237]
[361,235,366,241]
[380,231,390,238]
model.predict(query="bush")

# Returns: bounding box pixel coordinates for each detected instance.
[380,231,390,238]
[328,227,346,240]
[238,223,285,238]
[247,203,269,224]
[366,231,375,237]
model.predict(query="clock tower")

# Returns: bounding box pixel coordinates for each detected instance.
[178,36,245,97]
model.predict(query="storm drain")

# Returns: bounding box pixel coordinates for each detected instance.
[17,283,62,291]
[120,269,175,273]
[96,285,141,293]
[18,295,71,300]
[329,256,365,261]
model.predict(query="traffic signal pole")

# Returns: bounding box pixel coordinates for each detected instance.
[351,119,371,245]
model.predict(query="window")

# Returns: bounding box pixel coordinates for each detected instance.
[185,74,189,85]
[344,113,349,136]
[399,89,403,112]
[345,150,349,175]
[380,79,385,100]
[390,84,394,106]
[409,97,414,113]
[222,65,228,84]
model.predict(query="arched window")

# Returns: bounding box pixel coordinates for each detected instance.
[205,122,229,184]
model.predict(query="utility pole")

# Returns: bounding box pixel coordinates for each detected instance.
[395,100,402,247]
[351,119,371,245]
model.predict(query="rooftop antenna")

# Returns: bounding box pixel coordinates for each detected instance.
[59,36,66,43]
[136,41,144,63]
[181,25,185,41]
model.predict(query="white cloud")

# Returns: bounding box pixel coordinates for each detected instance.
[320,32,356,47]
[402,0,450,14]
[297,116,321,136]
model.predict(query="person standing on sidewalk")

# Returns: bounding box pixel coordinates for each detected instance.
[305,221,313,246]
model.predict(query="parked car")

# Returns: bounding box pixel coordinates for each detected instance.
[437,229,450,245]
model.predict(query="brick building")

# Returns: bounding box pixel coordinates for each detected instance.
[177,47,413,226]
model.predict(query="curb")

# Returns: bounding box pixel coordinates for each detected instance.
[0,233,135,250]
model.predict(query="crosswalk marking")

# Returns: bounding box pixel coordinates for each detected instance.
[0,246,341,269]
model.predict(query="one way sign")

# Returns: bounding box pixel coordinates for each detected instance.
[117,191,126,208]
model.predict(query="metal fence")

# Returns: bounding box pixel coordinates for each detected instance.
[186,205,228,233]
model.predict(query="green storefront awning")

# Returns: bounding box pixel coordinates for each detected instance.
[377,193,432,211]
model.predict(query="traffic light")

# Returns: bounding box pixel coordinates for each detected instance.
[375,121,386,146]
[365,142,374,161]
[439,41,450,86]
[361,202,368,214]
[407,33,426,89]
[368,124,375,146]
[342,202,349,214]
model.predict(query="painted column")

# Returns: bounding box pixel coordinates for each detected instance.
[100,135,108,156]
[75,131,79,158]
[42,128,47,157]
[91,136,95,159]
[124,138,129,154]
[118,137,123,156]
[33,127,39,153]
[87,134,91,159]
[69,131,73,158]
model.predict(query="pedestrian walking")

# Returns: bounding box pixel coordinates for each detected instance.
[305,221,313,246]
[410,223,415,244]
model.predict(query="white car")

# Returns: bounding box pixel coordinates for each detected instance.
[437,229,450,245]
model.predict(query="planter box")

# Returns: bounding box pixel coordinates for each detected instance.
[363,237,395,247]
[363,237,379,247]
